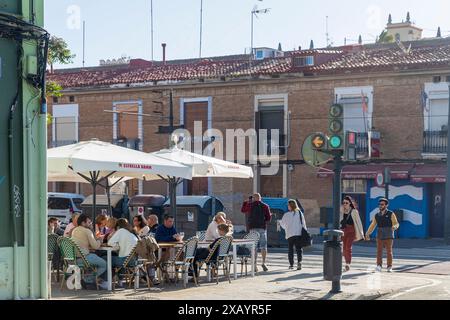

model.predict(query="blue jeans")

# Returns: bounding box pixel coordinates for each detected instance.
[80,254,107,284]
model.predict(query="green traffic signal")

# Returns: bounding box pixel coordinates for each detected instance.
[329,135,343,149]
[329,103,344,150]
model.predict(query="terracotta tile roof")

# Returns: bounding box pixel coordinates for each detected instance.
[48,38,450,89]
[312,43,450,74]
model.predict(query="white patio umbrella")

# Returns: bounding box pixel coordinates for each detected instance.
[151,146,254,224]
[47,171,134,216]
[48,139,193,224]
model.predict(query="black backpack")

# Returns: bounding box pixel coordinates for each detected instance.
[248,202,266,228]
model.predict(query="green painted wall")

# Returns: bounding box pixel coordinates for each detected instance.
[0,0,47,299]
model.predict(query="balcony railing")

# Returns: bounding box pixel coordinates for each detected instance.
[259,135,287,156]
[423,131,447,154]
[356,132,369,157]
[50,140,78,148]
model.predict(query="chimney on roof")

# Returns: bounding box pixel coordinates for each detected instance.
[388,14,392,25]
[162,43,167,65]
[437,27,442,38]
[310,40,314,50]
[298,46,302,51]
[278,42,282,51]
[358,35,362,45]
[406,12,411,23]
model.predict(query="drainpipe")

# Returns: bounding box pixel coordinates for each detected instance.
[9,96,19,300]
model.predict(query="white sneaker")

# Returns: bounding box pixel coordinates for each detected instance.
[387,266,393,273]
[375,265,382,272]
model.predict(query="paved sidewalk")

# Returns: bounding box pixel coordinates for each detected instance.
[51,253,439,300]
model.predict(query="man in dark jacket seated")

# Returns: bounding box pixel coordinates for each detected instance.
[155,215,182,242]
[155,215,183,266]
[192,224,230,277]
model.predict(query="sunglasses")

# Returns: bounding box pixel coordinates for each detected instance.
[342,201,350,205]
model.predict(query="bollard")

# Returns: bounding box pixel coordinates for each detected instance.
[323,230,344,293]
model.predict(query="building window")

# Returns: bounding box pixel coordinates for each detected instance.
[69,96,75,102]
[395,33,401,41]
[424,83,449,154]
[53,97,59,103]
[293,56,314,67]
[113,102,142,151]
[342,180,367,194]
[335,87,373,158]
[255,97,287,156]
[52,104,79,148]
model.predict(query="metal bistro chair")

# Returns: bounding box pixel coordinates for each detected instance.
[237,231,260,276]
[57,237,99,290]
[113,243,151,291]
[48,234,62,282]
[197,236,233,285]
[196,231,207,241]
[160,236,199,288]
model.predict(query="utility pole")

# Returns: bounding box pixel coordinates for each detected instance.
[445,84,450,244]
[151,0,154,60]
[331,151,343,293]
[199,0,203,58]
[82,21,86,67]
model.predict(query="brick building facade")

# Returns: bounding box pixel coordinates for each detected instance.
[48,38,450,237]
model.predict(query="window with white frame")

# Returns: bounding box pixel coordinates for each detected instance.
[424,83,449,132]
[335,86,373,133]
[293,56,314,67]
[52,104,79,148]
[255,95,288,157]
[342,180,367,194]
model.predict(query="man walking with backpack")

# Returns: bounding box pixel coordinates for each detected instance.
[241,193,272,272]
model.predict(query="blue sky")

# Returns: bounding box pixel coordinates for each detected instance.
[44,0,450,68]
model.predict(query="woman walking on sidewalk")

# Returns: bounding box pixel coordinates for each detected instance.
[279,200,307,270]
[341,196,365,272]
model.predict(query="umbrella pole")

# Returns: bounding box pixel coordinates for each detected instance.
[106,180,112,217]
[169,177,177,229]
[91,171,98,235]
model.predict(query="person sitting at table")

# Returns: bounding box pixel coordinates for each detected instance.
[48,217,64,236]
[133,215,150,237]
[205,212,234,241]
[108,218,139,268]
[64,213,80,237]
[103,217,117,244]
[95,214,108,237]
[155,215,182,243]
[71,214,108,290]
[148,215,159,233]
[192,224,230,277]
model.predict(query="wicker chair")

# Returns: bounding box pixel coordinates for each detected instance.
[113,243,150,291]
[57,237,99,290]
[48,234,62,282]
[197,236,233,284]
[237,231,260,276]
[160,236,199,288]
[196,231,207,241]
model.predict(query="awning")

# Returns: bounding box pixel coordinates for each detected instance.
[317,163,414,180]
[410,164,447,183]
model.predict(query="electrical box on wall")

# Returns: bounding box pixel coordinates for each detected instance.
[27,55,38,75]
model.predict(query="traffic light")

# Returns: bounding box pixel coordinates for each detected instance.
[345,130,357,161]
[311,133,327,151]
[328,103,344,150]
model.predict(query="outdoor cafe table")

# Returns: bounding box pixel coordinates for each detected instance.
[97,246,117,291]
